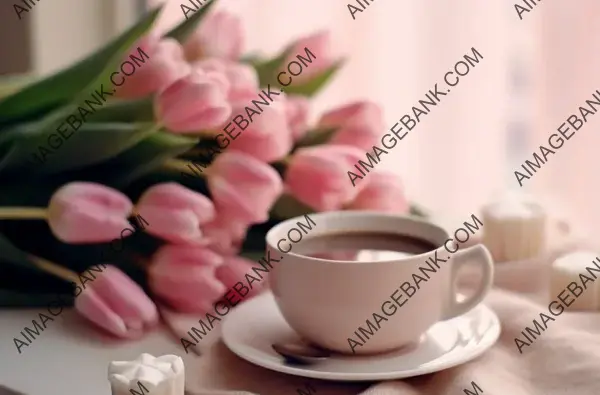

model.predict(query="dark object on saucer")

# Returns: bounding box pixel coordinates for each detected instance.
[272,341,331,365]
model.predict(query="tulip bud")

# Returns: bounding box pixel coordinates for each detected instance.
[202,214,248,256]
[194,58,259,101]
[208,152,284,224]
[225,100,293,162]
[155,69,232,133]
[283,31,337,84]
[215,256,266,301]
[149,245,226,313]
[135,182,216,244]
[48,182,133,244]
[318,101,385,150]
[284,95,311,141]
[183,11,245,61]
[116,34,191,99]
[74,265,158,338]
[347,171,409,213]
[285,145,366,211]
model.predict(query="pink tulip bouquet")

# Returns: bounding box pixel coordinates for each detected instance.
[0,1,424,342]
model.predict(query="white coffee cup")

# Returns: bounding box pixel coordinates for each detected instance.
[266,211,494,355]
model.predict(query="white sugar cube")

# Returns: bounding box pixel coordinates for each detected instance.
[550,251,600,311]
[482,194,546,262]
[109,354,185,395]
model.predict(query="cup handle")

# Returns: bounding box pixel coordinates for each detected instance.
[442,244,494,320]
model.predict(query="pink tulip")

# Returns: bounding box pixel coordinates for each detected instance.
[135,183,216,244]
[225,100,293,162]
[149,245,226,313]
[283,31,337,84]
[208,152,283,225]
[318,101,385,150]
[116,34,191,99]
[183,11,244,61]
[347,171,409,213]
[202,214,248,256]
[285,145,366,211]
[284,95,311,141]
[194,58,259,101]
[48,182,133,244]
[74,265,158,338]
[215,256,266,301]
[155,69,232,132]
[318,101,381,128]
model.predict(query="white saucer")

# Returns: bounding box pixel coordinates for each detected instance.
[222,292,501,381]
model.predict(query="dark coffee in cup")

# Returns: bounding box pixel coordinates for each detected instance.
[292,231,439,261]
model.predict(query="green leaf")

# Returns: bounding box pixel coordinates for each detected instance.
[0,233,73,299]
[0,7,162,127]
[165,0,218,43]
[252,48,343,97]
[270,193,315,219]
[38,8,160,133]
[0,122,159,174]
[239,53,262,65]
[294,127,337,149]
[85,98,154,123]
[252,47,293,87]
[284,61,344,97]
[0,232,36,267]
[94,131,198,187]
[0,8,162,174]
[0,74,39,100]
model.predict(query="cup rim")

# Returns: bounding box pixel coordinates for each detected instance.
[265,210,450,264]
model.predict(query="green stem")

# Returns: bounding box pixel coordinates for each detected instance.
[28,255,79,282]
[0,207,48,220]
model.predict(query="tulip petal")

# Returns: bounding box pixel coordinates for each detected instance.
[156,70,232,132]
[48,182,135,243]
[347,171,408,213]
[137,182,216,223]
[91,266,159,325]
[283,31,336,83]
[208,152,283,224]
[285,145,366,211]
[136,207,203,244]
[149,245,228,313]
[117,37,190,99]
[183,11,245,61]
[75,288,131,337]
[152,245,224,268]
[215,256,266,300]
[209,178,259,223]
[50,202,133,243]
[52,182,133,215]
[193,59,259,101]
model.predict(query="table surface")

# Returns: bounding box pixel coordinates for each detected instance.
[0,307,188,395]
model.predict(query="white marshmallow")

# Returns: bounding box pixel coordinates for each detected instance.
[109,354,185,395]
[481,194,547,262]
[550,251,600,311]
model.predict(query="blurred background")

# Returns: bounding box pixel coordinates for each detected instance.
[2,0,597,233]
